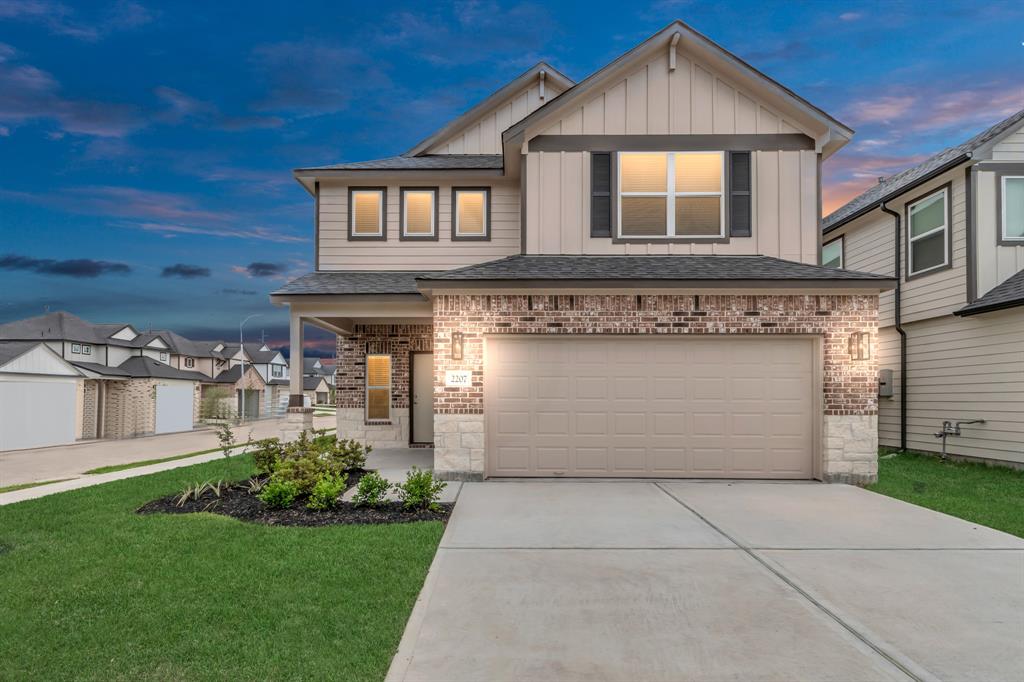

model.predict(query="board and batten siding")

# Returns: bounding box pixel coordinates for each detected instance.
[975,168,1024,297]
[876,311,1024,466]
[523,149,818,262]
[426,83,566,155]
[538,50,813,138]
[317,180,520,271]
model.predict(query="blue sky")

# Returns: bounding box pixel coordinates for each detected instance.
[1,0,1022,355]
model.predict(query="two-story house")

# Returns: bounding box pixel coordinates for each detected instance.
[822,109,1024,468]
[272,21,895,483]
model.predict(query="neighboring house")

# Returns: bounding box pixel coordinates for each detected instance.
[303,357,336,386]
[303,376,332,405]
[0,311,291,450]
[0,341,83,451]
[822,109,1024,468]
[271,20,895,483]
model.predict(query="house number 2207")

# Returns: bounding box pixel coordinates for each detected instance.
[445,370,472,387]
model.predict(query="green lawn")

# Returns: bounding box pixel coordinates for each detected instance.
[0,478,74,494]
[0,455,443,681]
[868,450,1024,538]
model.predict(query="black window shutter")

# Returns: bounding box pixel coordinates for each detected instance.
[729,151,752,238]
[591,152,612,237]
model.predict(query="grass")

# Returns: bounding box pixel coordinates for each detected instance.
[0,454,444,681]
[0,479,74,494]
[868,449,1024,538]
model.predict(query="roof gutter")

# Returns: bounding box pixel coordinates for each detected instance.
[954,299,1024,317]
[879,201,907,453]
[823,153,972,235]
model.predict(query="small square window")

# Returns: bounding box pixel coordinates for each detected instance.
[452,188,490,240]
[822,237,844,269]
[349,188,386,239]
[401,188,437,239]
[1002,176,1024,241]
[366,355,391,421]
[71,343,81,354]
[82,344,91,355]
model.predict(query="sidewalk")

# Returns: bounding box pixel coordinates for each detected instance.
[0,415,334,492]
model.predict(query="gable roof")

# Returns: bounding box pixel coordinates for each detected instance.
[503,20,852,156]
[824,108,1024,233]
[304,376,329,391]
[405,62,574,157]
[115,356,209,382]
[955,269,1024,317]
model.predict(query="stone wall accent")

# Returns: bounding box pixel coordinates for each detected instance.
[337,407,410,448]
[433,413,485,480]
[281,407,314,442]
[823,415,879,484]
[432,293,880,480]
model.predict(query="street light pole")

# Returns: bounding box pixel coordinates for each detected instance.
[239,313,262,424]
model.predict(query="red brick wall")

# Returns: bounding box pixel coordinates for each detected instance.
[336,324,433,410]
[432,294,879,416]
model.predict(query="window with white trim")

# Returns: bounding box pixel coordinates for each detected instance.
[907,187,949,276]
[271,364,284,378]
[350,189,385,237]
[366,355,391,421]
[1002,176,1024,241]
[618,151,724,238]
[402,188,436,238]
[159,351,168,362]
[82,344,92,355]
[822,237,844,269]
[71,343,82,354]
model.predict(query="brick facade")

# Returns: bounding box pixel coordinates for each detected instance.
[336,324,433,410]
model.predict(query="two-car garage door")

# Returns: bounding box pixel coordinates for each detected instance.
[486,336,816,479]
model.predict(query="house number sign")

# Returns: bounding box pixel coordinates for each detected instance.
[445,370,472,388]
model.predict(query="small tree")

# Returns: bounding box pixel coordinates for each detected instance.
[216,422,236,480]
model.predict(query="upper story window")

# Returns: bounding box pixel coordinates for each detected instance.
[71,343,81,354]
[1001,176,1024,242]
[185,357,195,368]
[906,185,950,277]
[159,352,168,362]
[401,187,438,240]
[349,187,386,240]
[272,364,284,378]
[452,188,490,240]
[618,152,724,238]
[81,344,91,355]
[822,237,844,269]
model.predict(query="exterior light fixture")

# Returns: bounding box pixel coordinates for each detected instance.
[849,331,870,361]
[451,331,464,361]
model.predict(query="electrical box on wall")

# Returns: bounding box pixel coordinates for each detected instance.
[878,369,894,397]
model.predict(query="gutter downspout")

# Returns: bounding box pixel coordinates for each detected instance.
[879,202,907,452]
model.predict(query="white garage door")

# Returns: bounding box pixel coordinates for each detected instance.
[486,336,816,479]
[0,379,77,451]
[155,384,194,434]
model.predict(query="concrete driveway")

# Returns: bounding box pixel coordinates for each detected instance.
[387,481,1024,682]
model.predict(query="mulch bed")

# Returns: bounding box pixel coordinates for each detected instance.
[136,472,453,527]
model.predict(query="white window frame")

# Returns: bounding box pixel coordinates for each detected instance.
[365,354,391,422]
[1001,175,1024,241]
[907,187,949,277]
[617,151,726,239]
[159,351,168,362]
[272,364,284,378]
[401,188,437,238]
[82,344,92,355]
[822,236,844,269]
[350,189,385,237]
[71,343,81,354]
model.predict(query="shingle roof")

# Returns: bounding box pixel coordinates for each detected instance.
[955,270,1024,317]
[0,341,43,367]
[416,255,895,283]
[115,356,210,382]
[69,361,133,377]
[273,271,441,296]
[304,376,328,391]
[242,343,280,363]
[824,108,1024,232]
[295,154,504,172]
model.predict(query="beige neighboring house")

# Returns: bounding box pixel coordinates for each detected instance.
[303,376,331,405]
[272,20,896,483]
[822,109,1024,467]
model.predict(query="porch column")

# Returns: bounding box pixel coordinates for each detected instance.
[281,309,313,441]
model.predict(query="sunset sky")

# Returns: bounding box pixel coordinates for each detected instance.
[2,0,1022,355]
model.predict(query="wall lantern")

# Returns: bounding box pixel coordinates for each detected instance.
[451,331,464,361]
[849,331,870,361]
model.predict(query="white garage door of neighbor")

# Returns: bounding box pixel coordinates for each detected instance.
[0,379,78,451]
[155,384,194,434]
[486,336,816,479]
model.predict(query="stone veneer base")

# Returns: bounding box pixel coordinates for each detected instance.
[337,407,411,449]
[822,414,879,484]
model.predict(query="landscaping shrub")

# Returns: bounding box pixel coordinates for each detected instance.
[259,479,299,509]
[306,473,348,511]
[328,437,371,472]
[251,438,285,474]
[271,454,327,495]
[394,468,446,512]
[352,472,391,508]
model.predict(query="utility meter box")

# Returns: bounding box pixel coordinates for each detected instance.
[878,369,894,397]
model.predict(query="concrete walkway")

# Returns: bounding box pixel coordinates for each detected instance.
[0,415,334,488]
[387,480,1024,682]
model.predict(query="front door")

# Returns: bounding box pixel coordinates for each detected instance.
[411,353,434,444]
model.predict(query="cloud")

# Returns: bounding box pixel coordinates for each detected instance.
[136,222,305,243]
[0,253,131,278]
[237,261,286,278]
[822,152,929,215]
[221,288,257,296]
[839,12,862,21]
[0,47,144,137]
[845,83,1023,134]
[161,263,210,279]
[0,0,154,41]
[153,85,283,130]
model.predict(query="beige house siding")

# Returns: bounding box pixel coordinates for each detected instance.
[876,309,1024,465]
[524,149,818,262]
[975,168,1024,297]
[991,128,1024,161]
[537,50,812,138]
[318,179,520,270]
[840,213,896,326]
[426,82,566,155]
